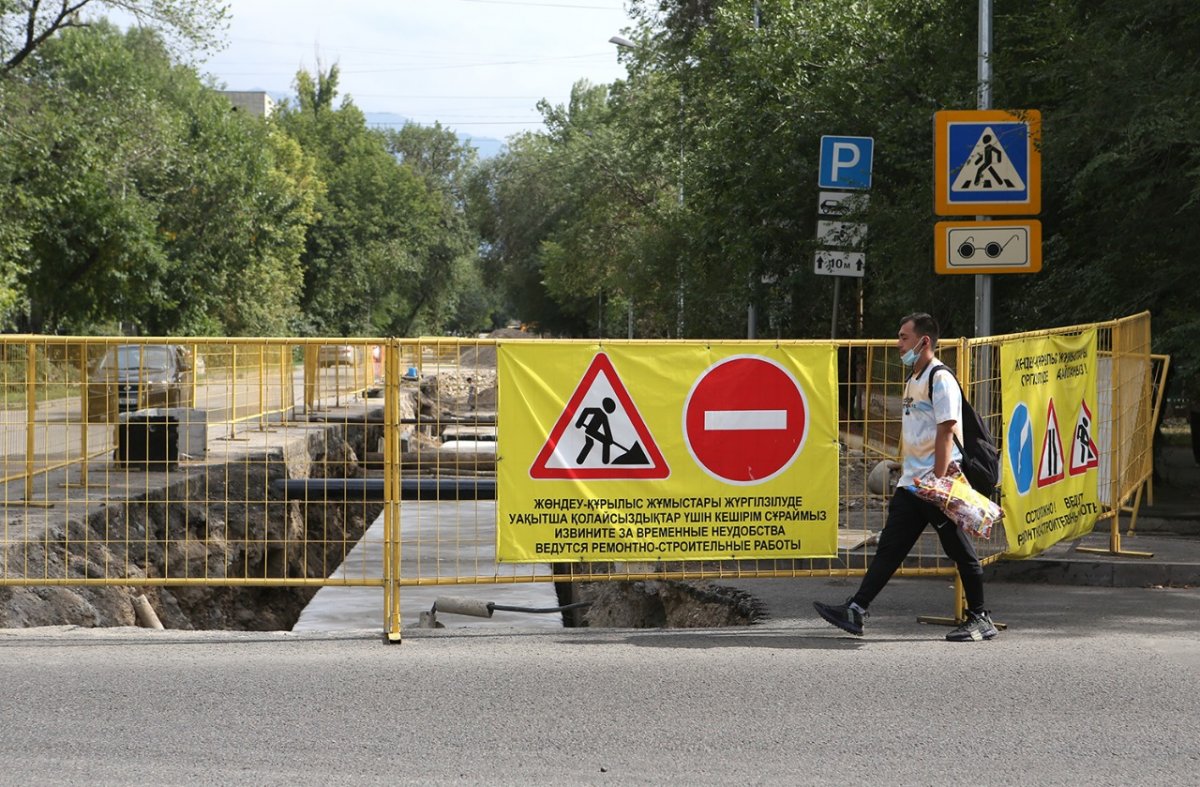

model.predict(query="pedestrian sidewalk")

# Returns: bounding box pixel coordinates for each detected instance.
[978,444,1200,588]
[719,444,1200,626]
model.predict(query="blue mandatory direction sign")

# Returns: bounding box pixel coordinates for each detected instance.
[945,121,1031,207]
[1007,401,1035,496]
[818,135,874,190]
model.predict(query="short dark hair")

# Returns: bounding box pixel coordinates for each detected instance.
[900,312,940,345]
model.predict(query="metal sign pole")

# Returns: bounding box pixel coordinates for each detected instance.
[831,278,840,339]
[975,0,993,338]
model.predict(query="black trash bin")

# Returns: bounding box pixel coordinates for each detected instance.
[116,411,179,471]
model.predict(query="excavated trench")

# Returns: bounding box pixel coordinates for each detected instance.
[0,422,384,631]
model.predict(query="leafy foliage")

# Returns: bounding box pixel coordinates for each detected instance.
[1,22,317,334]
[477,0,1200,397]
[1,0,229,75]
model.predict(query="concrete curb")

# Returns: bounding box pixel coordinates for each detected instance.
[985,558,1200,588]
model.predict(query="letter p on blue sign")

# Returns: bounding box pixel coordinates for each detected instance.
[819,135,874,190]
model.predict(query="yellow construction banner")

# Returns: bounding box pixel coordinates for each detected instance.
[1000,330,1101,558]
[496,343,839,562]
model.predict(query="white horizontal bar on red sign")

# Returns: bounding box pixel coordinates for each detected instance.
[704,410,787,431]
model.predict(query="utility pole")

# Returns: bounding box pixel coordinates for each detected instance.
[975,0,993,338]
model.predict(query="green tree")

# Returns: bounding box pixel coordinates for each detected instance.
[276,66,471,337]
[1,22,318,334]
[1,0,228,75]
[382,121,494,335]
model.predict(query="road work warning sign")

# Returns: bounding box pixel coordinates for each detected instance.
[529,352,668,480]
[496,342,839,563]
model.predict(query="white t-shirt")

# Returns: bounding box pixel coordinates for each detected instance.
[899,361,963,487]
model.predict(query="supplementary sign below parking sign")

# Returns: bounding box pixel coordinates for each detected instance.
[814,250,865,278]
[819,135,874,190]
[496,343,840,562]
[935,110,1041,215]
[934,220,1042,274]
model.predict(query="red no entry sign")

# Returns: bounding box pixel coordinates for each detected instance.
[683,355,809,485]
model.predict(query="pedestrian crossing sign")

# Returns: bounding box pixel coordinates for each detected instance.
[935,110,1041,216]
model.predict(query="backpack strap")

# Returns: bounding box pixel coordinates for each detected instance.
[927,364,966,455]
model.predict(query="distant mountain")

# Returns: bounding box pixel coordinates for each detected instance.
[223,91,508,158]
[363,112,506,159]
[223,88,508,158]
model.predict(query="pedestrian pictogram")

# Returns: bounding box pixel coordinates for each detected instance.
[953,127,1025,193]
[1037,398,1065,488]
[683,355,809,485]
[530,353,668,480]
[934,110,1041,216]
[1069,399,1100,476]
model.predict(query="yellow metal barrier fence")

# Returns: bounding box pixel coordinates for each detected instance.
[0,319,1162,639]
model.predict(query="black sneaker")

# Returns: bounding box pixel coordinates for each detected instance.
[813,599,865,636]
[946,610,998,642]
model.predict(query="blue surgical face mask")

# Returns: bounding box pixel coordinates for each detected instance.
[901,337,925,367]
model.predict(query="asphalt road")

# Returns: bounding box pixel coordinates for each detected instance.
[1,578,1197,786]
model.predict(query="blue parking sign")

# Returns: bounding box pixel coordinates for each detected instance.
[819,136,874,190]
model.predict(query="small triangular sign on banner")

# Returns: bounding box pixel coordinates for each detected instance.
[1069,399,1100,476]
[530,353,669,480]
[1037,398,1065,488]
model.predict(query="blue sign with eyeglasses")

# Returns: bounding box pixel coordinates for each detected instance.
[819,136,874,190]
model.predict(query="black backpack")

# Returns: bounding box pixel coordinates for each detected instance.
[929,365,1001,496]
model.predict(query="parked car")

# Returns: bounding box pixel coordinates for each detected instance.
[86,344,195,422]
[317,344,356,367]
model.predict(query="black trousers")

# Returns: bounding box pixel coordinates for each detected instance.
[851,488,985,612]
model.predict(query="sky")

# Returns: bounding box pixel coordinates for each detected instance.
[192,0,636,141]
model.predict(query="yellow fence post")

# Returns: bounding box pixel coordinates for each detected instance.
[191,341,199,414]
[258,344,266,431]
[24,342,37,501]
[79,343,89,488]
[384,339,402,642]
[304,345,317,414]
[280,345,289,419]
[228,343,238,439]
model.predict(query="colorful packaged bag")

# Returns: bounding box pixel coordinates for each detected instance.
[907,462,1004,538]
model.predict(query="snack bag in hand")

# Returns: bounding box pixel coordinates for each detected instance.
[908,463,1003,538]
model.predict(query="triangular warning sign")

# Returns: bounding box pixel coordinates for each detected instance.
[530,353,669,480]
[1037,398,1065,488]
[1068,399,1100,476]
[953,126,1027,192]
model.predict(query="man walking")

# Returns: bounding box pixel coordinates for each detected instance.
[814,313,998,642]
